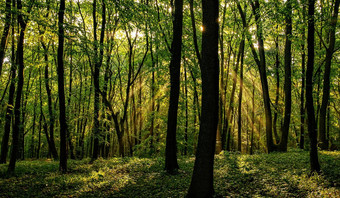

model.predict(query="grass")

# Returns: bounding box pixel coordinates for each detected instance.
[0,150,339,197]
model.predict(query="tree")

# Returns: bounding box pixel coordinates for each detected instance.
[318,0,339,150]
[278,0,292,151]
[8,0,31,173]
[187,0,219,196]
[0,0,15,163]
[57,0,68,173]
[306,0,320,173]
[91,0,106,161]
[165,0,183,174]
[300,0,307,150]
[0,0,11,77]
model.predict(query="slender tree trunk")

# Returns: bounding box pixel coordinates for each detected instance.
[306,0,320,173]
[0,0,11,77]
[187,0,219,196]
[237,37,245,152]
[300,0,306,150]
[8,0,27,172]
[184,66,188,155]
[165,0,183,174]
[250,79,255,155]
[57,0,68,173]
[91,0,106,161]
[41,43,59,160]
[278,0,292,151]
[37,113,42,159]
[249,0,275,152]
[92,0,100,161]
[30,100,36,158]
[150,37,155,150]
[0,20,16,164]
[273,36,280,143]
[318,0,339,150]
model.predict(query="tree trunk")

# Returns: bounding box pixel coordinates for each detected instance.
[30,100,37,158]
[92,0,100,161]
[0,0,11,77]
[0,21,16,164]
[8,0,26,172]
[273,36,280,144]
[318,0,339,150]
[300,0,306,150]
[57,0,68,173]
[237,37,245,152]
[250,79,255,155]
[91,0,106,161]
[306,0,320,173]
[165,0,183,174]
[41,43,59,160]
[184,66,188,155]
[278,0,292,152]
[187,0,219,196]
[249,0,275,152]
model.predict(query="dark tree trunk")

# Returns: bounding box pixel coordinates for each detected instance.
[250,79,255,155]
[165,0,183,174]
[224,39,241,152]
[91,0,100,161]
[237,37,245,152]
[250,0,275,152]
[0,20,16,164]
[30,100,36,158]
[41,43,59,160]
[0,0,11,77]
[306,0,320,173]
[91,0,105,161]
[189,0,201,67]
[187,0,219,196]
[273,36,280,144]
[278,0,292,151]
[318,0,339,150]
[300,0,306,150]
[67,46,75,160]
[8,0,26,173]
[57,0,68,173]
[184,66,188,155]
[150,37,156,150]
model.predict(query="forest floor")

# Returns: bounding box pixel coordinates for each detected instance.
[0,149,339,197]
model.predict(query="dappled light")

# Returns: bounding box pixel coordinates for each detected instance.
[1,151,338,197]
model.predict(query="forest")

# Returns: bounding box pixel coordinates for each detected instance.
[0,0,339,197]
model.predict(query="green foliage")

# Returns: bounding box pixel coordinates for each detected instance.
[0,151,339,197]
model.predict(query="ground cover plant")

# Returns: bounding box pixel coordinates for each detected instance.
[0,150,339,197]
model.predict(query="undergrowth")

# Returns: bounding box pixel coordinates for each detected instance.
[0,150,339,197]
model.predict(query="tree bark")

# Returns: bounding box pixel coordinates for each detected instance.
[237,37,245,152]
[318,0,339,150]
[278,0,292,151]
[0,14,15,164]
[273,36,280,144]
[165,0,183,174]
[0,0,11,77]
[300,0,307,150]
[306,0,320,173]
[57,0,68,173]
[249,0,275,152]
[187,0,219,196]
[250,79,255,155]
[8,0,26,172]
[41,42,59,160]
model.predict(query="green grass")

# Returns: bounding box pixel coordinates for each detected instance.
[0,150,339,197]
